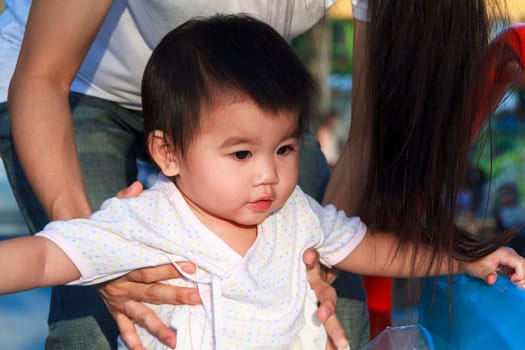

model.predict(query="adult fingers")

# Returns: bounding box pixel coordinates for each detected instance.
[115,181,143,199]
[114,312,146,350]
[98,277,201,308]
[324,266,339,284]
[303,247,320,270]
[315,283,337,323]
[124,263,195,284]
[115,301,177,349]
[324,314,350,350]
[303,248,336,322]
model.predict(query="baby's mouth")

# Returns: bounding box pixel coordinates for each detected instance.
[249,199,273,212]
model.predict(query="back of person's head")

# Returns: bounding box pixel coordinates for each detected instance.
[142,14,317,156]
[363,0,513,269]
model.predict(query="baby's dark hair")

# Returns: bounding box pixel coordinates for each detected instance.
[142,14,317,155]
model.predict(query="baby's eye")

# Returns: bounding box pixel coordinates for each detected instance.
[232,150,251,160]
[276,145,296,155]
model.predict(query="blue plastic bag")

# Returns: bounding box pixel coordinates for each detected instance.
[362,324,435,350]
[419,274,525,350]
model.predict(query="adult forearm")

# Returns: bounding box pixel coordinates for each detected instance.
[322,19,370,215]
[9,78,92,220]
[6,0,114,221]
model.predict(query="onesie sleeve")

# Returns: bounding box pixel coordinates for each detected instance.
[36,193,176,285]
[305,195,367,267]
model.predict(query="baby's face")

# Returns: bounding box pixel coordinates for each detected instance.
[175,98,299,227]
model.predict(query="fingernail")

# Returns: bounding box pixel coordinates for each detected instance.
[304,251,314,264]
[179,262,195,274]
[190,291,201,303]
[337,340,350,350]
[166,336,177,348]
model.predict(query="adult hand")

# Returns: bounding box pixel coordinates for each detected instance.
[96,182,202,350]
[303,248,350,350]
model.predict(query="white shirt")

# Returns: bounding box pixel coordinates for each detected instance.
[0,0,357,107]
[38,175,366,349]
[0,0,372,106]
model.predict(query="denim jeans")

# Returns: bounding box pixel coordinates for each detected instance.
[0,94,368,349]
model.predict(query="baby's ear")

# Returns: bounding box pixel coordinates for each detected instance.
[147,130,179,176]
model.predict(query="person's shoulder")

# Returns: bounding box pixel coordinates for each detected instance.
[100,178,173,212]
[283,185,310,205]
[276,186,325,220]
[289,185,324,209]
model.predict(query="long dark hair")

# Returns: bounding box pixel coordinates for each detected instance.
[364,0,513,272]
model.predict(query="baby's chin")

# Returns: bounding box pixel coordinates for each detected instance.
[231,211,276,227]
[225,201,285,227]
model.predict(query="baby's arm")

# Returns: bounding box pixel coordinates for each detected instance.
[334,230,525,286]
[0,236,80,294]
[334,231,431,277]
